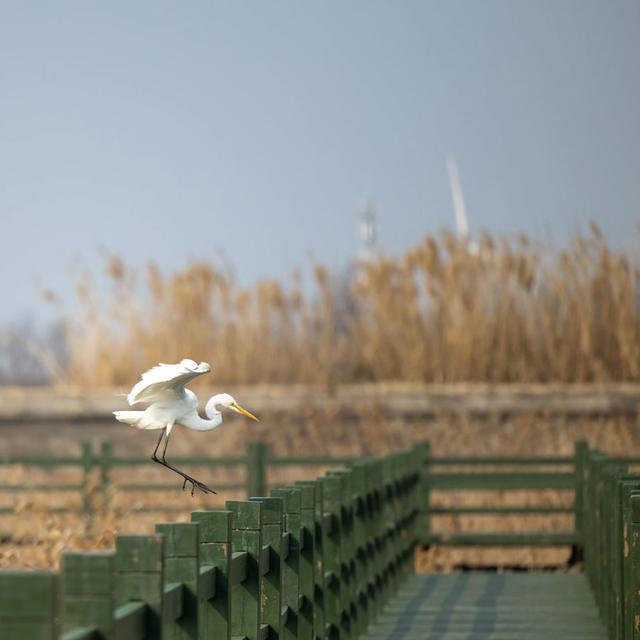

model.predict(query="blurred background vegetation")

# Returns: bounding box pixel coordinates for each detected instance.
[4,224,635,389]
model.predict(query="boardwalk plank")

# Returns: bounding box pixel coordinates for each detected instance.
[363,574,606,640]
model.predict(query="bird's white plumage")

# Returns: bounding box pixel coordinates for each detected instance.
[113,359,259,495]
[114,360,241,433]
[127,359,211,405]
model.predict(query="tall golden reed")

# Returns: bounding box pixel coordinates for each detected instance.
[54,226,640,387]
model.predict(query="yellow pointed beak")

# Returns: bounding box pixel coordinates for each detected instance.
[230,402,259,422]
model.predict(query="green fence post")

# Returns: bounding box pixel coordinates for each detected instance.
[247,441,267,498]
[271,487,302,640]
[350,463,370,636]
[297,478,326,640]
[227,500,263,640]
[630,494,640,640]
[155,522,200,640]
[99,441,113,512]
[0,570,58,639]
[621,482,640,640]
[81,441,94,521]
[60,550,114,638]
[329,469,356,639]
[250,497,284,639]
[409,445,423,555]
[296,483,316,640]
[114,534,164,638]
[611,464,628,640]
[364,460,381,626]
[321,473,342,640]
[414,442,430,546]
[191,510,232,640]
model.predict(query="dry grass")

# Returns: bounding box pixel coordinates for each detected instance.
[47,225,640,388]
[2,409,639,570]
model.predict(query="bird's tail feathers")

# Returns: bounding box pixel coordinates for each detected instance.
[113,410,160,430]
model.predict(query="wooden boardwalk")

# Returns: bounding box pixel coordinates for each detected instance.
[365,573,606,640]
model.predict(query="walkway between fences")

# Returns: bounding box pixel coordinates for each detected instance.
[0,441,639,638]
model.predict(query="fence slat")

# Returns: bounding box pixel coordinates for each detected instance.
[191,510,232,640]
[0,570,58,640]
[247,442,267,498]
[297,484,316,640]
[227,500,263,640]
[115,534,163,638]
[60,551,114,639]
[271,487,302,640]
[155,522,200,639]
[251,496,284,639]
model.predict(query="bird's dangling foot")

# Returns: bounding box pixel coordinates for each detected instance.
[181,475,217,496]
[152,454,217,495]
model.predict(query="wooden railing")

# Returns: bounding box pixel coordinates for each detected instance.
[580,442,640,640]
[4,439,640,551]
[0,445,422,639]
[0,442,360,516]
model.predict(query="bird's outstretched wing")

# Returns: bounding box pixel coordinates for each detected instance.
[127,359,211,405]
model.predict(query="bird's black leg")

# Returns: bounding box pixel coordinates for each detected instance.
[151,430,165,461]
[151,428,216,495]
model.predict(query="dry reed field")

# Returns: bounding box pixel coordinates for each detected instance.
[2,407,639,570]
[45,225,640,388]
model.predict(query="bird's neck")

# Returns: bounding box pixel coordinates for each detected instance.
[180,395,226,432]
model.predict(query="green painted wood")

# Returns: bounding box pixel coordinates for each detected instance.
[0,570,58,640]
[99,441,112,512]
[297,478,326,640]
[60,551,114,639]
[163,583,184,621]
[114,534,163,638]
[81,442,94,518]
[321,473,342,640]
[430,506,574,514]
[250,497,284,639]
[350,463,370,636]
[428,471,575,490]
[0,484,81,492]
[227,500,263,640]
[269,456,359,466]
[155,522,200,640]
[329,468,357,639]
[271,487,302,640]
[415,442,430,546]
[429,456,575,465]
[630,495,640,640]
[230,552,248,584]
[424,531,579,545]
[119,483,245,492]
[113,602,146,638]
[59,628,97,640]
[297,483,316,640]
[247,441,267,498]
[574,440,588,543]
[193,511,235,640]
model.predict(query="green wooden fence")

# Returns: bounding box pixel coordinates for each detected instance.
[3,440,640,638]
[0,445,422,639]
[5,440,640,551]
[0,442,361,516]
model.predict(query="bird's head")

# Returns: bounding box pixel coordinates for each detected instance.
[216,393,259,422]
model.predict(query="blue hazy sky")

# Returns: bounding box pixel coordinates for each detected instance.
[1,1,639,324]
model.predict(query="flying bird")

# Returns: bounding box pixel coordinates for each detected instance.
[113,359,258,495]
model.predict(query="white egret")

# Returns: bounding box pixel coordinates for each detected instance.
[113,359,258,495]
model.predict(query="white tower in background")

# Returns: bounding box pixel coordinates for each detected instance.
[358,199,378,260]
[447,158,478,253]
